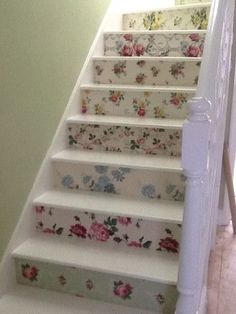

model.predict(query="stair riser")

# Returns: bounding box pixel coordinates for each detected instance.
[94,59,201,86]
[123,6,210,31]
[67,124,182,157]
[34,205,181,253]
[104,32,206,57]
[15,258,178,313]
[176,0,210,4]
[80,89,194,119]
[53,162,185,201]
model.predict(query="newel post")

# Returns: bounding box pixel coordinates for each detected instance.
[176,97,211,314]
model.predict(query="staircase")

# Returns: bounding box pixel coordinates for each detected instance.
[0,2,213,313]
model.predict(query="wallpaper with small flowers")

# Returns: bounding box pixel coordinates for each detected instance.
[35,205,181,253]
[94,59,201,86]
[80,89,193,119]
[53,163,185,202]
[122,6,210,31]
[16,258,178,313]
[67,123,182,157]
[104,32,206,57]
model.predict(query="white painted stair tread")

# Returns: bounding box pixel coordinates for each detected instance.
[80,83,197,93]
[67,114,184,129]
[0,285,156,314]
[93,56,202,62]
[13,235,179,284]
[52,150,182,172]
[104,29,207,35]
[34,190,184,223]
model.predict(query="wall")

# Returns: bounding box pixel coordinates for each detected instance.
[0,0,110,260]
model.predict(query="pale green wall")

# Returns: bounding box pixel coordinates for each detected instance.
[0,0,111,259]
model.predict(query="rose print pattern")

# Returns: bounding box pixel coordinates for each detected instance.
[122,6,210,31]
[157,228,180,253]
[94,58,201,86]
[53,162,185,201]
[80,88,193,119]
[58,275,67,286]
[34,205,181,252]
[104,32,205,57]
[113,281,133,300]
[155,293,166,305]
[16,258,178,312]
[21,264,39,282]
[67,124,182,157]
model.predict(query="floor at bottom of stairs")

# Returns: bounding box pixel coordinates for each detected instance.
[207,222,236,314]
[0,285,157,314]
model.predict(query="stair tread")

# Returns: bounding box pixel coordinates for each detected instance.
[13,235,179,284]
[123,2,211,15]
[0,285,156,314]
[52,150,182,173]
[67,114,184,129]
[93,56,202,61]
[80,83,197,92]
[34,190,183,223]
[104,29,207,35]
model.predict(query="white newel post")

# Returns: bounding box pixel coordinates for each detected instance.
[176,97,211,314]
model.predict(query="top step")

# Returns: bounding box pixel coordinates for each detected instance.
[123,3,211,31]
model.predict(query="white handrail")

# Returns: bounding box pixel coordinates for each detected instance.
[176,0,235,313]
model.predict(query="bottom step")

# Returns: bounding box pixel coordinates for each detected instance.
[0,285,156,314]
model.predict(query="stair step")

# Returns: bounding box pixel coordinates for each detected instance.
[0,285,156,314]
[34,190,184,223]
[122,3,211,31]
[52,151,185,202]
[67,114,184,129]
[52,150,182,172]
[80,84,195,119]
[104,30,206,57]
[13,234,178,285]
[13,236,178,312]
[33,191,182,253]
[93,56,201,87]
[80,83,197,92]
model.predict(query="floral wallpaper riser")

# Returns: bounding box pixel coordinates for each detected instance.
[122,7,210,31]
[35,205,181,253]
[53,163,185,202]
[104,33,206,57]
[67,124,182,157]
[80,89,193,119]
[94,59,201,87]
[16,258,178,313]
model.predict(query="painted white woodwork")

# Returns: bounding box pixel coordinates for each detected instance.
[34,190,184,224]
[176,98,210,314]
[223,144,236,233]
